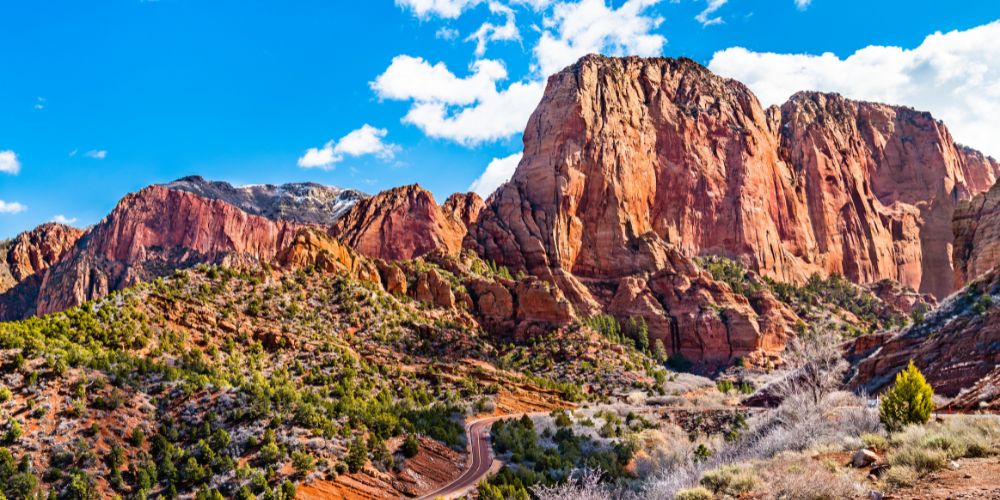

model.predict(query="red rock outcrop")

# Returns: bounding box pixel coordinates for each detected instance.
[442,192,485,230]
[0,223,83,293]
[333,185,467,261]
[32,186,307,316]
[276,228,380,284]
[466,55,999,363]
[851,265,1000,398]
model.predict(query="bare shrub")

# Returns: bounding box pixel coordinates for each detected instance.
[759,452,864,500]
[880,464,918,490]
[632,426,692,479]
[775,329,849,405]
[532,469,615,500]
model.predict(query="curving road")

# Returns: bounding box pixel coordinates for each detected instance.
[418,413,543,500]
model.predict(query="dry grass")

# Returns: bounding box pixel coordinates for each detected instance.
[758,451,864,500]
[673,486,712,500]
[888,416,999,474]
[699,464,757,496]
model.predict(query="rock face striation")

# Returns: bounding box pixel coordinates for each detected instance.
[467,55,999,363]
[163,175,366,224]
[333,185,468,261]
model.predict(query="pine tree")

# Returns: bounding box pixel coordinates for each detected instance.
[652,339,668,363]
[879,360,934,431]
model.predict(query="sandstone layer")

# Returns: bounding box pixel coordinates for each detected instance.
[953,168,1000,288]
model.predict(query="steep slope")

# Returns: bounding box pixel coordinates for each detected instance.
[0,223,83,293]
[332,184,468,261]
[442,192,486,229]
[164,175,366,224]
[31,185,307,316]
[469,55,997,302]
[851,265,1000,401]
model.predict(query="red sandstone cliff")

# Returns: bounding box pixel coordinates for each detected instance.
[466,55,998,364]
[332,185,467,261]
[442,192,486,230]
[469,55,997,301]
[32,186,307,316]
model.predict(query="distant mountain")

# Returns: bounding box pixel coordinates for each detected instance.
[163,175,367,225]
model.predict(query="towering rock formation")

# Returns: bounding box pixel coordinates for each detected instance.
[333,185,468,261]
[31,186,307,316]
[467,55,998,363]
[470,55,998,302]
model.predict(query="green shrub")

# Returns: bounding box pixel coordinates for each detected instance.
[861,433,888,451]
[674,486,713,500]
[700,465,757,496]
[881,464,918,489]
[880,361,934,431]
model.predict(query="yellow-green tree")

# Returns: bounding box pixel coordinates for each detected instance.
[879,361,934,430]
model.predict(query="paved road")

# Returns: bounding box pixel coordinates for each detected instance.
[418,413,543,500]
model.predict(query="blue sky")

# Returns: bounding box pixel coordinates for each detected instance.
[1,0,998,238]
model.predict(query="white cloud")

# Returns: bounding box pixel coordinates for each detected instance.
[708,20,1000,159]
[298,124,398,169]
[373,56,545,145]
[404,81,545,144]
[466,1,521,56]
[436,27,460,40]
[373,56,509,106]
[469,152,522,197]
[34,97,46,110]
[794,0,812,10]
[395,0,482,18]
[84,150,107,159]
[534,0,667,76]
[0,201,26,214]
[695,0,727,27]
[0,151,20,175]
[52,215,78,225]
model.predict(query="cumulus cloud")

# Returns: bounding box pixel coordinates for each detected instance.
[794,0,812,10]
[467,1,521,56]
[373,56,545,144]
[708,20,1000,158]
[298,124,398,169]
[695,0,727,27]
[373,56,509,105]
[52,214,78,225]
[0,201,26,214]
[0,151,21,175]
[84,150,107,160]
[395,0,482,18]
[534,0,667,76]
[469,152,522,197]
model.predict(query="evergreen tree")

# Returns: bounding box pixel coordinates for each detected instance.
[880,361,934,431]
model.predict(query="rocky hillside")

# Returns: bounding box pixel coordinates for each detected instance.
[469,55,998,304]
[850,264,1000,406]
[0,226,661,499]
[164,175,366,224]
